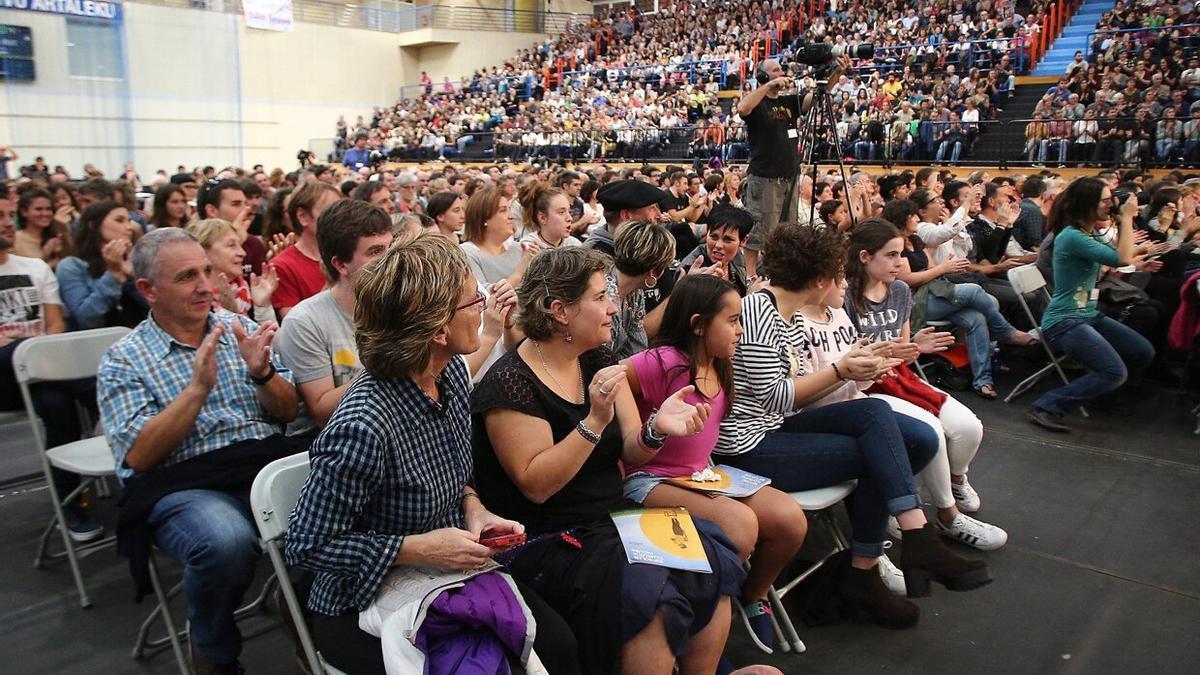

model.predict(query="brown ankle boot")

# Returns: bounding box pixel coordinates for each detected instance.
[839,565,921,629]
[900,523,993,598]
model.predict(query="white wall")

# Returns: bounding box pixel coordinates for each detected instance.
[0,3,568,175]
[400,28,551,82]
[0,5,406,174]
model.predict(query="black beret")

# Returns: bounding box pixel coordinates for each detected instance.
[596,179,667,211]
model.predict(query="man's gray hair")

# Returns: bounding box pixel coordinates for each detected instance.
[132,227,197,282]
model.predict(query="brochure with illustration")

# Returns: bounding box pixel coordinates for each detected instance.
[610,507,712,573]
[665,465,772,498]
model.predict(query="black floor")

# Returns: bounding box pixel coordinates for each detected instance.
[1,372,1196,674]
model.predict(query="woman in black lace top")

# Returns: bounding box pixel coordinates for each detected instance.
[471,246,746,675]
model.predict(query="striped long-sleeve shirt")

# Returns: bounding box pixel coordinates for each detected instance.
[716,291,811,457]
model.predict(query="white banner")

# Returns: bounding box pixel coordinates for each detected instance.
[244,0,294,32]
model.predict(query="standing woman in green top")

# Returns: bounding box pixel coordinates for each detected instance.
[1028,177,1154,433]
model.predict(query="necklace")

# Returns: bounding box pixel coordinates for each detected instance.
[533,340,585,404]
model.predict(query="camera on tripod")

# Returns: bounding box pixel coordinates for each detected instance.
[793,40,875,66]
[757,40,874,85]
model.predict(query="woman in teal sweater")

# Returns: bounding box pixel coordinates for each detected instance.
[1028,178,1154,432]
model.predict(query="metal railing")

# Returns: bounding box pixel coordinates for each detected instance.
[995,116,1200,169]
[129,0,586,35]
[1085,23,1200,63]
[854,37,1032,77]
[352,116,1200,169]
[398,74,538,103]
[558,59,730,90]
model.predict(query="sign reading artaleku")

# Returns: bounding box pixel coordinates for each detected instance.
[243,0,293,32]
[0,0,123,22]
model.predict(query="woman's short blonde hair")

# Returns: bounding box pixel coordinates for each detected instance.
[613,220,675,277]
[186,219,236,249]
[354,233,471,378]
[516,246,612,341]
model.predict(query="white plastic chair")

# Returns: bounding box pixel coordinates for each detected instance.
[250,451,348,675]
[760,481,858,654]
[1002,264,1087,417]
[914,319,955,382]
[13,326,130,608]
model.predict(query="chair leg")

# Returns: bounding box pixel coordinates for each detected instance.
[268,544,324,675]
[38,470,93,608]
[1003,363,1055,403]
[146,554,190,675]
[767,585,805,654]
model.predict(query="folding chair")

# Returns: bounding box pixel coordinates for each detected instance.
[13,326,130,609]
[132,549,279,674]
[1001,264,1087,417]
[763,481,858,655]
[250,451,348,675]
[914,319,955,382]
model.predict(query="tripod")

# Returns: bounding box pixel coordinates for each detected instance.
[796,82,858,230]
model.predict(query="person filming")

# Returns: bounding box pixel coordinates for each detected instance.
[737,56,848,278]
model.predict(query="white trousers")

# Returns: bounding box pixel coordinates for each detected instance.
[872,391,984,510]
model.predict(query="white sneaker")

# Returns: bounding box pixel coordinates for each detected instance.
[886,515,902,541]
[951,477,981,513]
[936,513,1008,551]
[877,543,905,595]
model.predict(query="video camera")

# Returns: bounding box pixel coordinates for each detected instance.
[793,41,875,66]
[758,40,875,84]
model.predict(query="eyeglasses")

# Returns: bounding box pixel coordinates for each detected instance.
[455,289,486,312]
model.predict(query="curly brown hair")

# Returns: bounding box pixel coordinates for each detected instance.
[761,222,846,291]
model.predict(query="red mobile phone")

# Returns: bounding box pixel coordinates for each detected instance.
[479,530,526,549]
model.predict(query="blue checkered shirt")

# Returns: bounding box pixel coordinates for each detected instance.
[98,310,293,482]
[285,356,474,615]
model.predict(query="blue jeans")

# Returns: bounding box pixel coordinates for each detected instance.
[926,283,1016,388]
[1033,314,1154,418]
[149,489,261,664]
[936,139,963,162]
[854,140,877,161]
[723,398,939,558]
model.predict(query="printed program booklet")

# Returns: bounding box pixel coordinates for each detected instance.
[610,507,712,573]
[666,465,772,498]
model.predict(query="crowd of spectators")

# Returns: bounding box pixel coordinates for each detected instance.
[1024,0,1200,167]
[3,2,1200,673]
[4,149,1199,673]
[335,0,1058,167]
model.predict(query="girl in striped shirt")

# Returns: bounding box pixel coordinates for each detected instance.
[717,222,993,628]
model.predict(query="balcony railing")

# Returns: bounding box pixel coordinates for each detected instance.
[325,116,1200,170]
[1086,23,1200,63]
[128,0,587,35]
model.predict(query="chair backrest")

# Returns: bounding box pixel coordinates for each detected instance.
[249,451,311,543]
[1007,263,1047,295]
[12,326,132,385]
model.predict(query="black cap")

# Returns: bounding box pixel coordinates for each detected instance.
[169,173,195,186]
[597,179,667,211]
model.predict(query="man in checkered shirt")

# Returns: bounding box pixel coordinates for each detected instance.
[98,228,302,675]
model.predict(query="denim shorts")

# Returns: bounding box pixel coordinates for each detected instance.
[622,471,668,503]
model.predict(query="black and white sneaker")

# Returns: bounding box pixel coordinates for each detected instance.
[936,514,1007,551]
[952,477,981,513]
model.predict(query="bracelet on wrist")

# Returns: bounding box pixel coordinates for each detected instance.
[642,409,667,449]
[576,420,601,445]
[831,362,845,381]
[461,491,480,504]
[249,362,276,386]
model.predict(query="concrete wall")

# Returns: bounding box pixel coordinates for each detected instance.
[0,3,558,175]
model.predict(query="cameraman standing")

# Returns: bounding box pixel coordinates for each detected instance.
[738,57,847,277]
